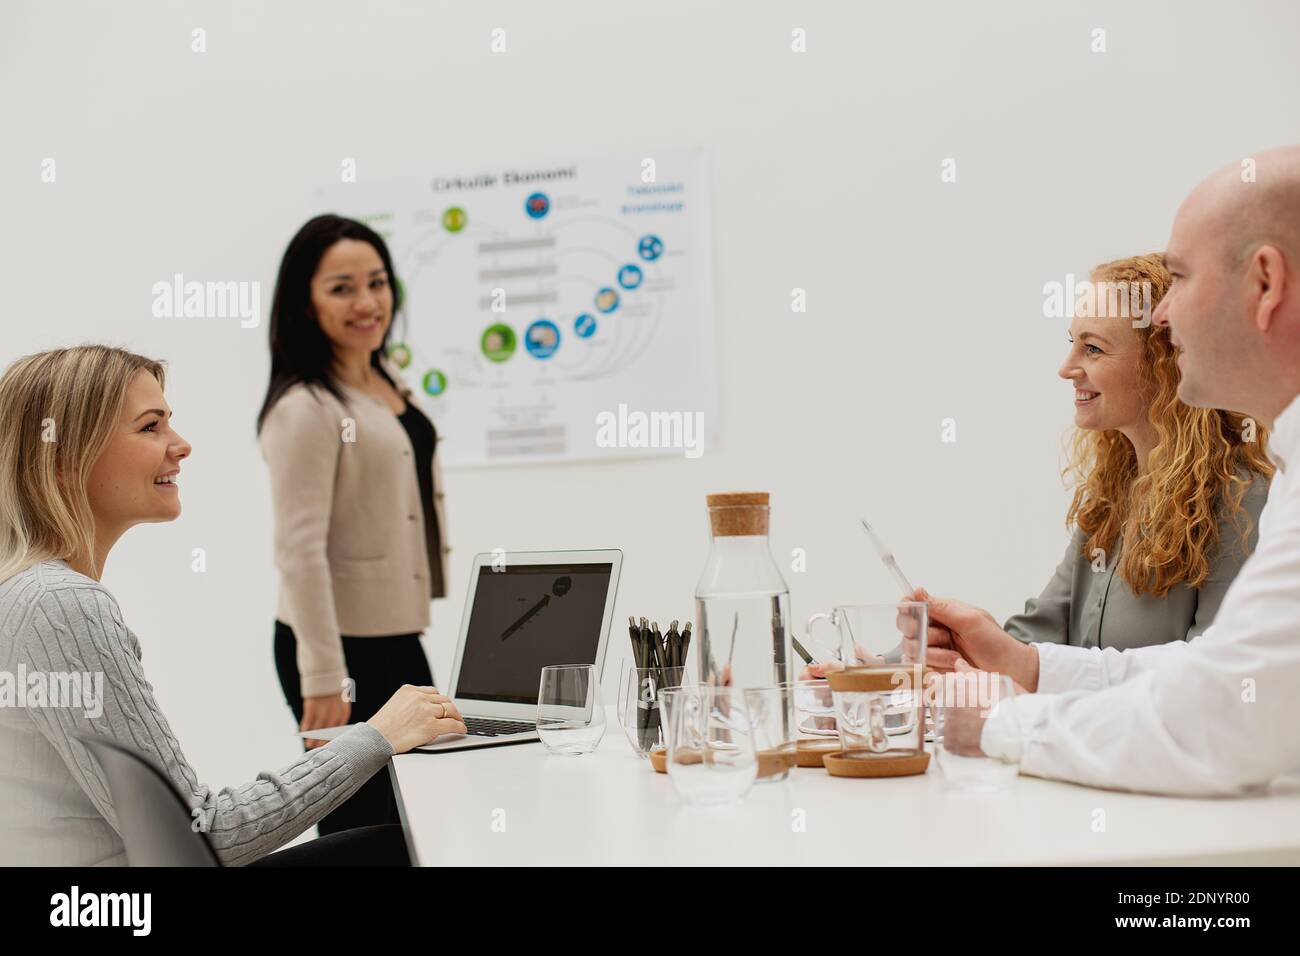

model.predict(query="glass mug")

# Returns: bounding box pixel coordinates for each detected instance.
[743,684,798,783]
[803,602,928,760]
[660,685,758,806]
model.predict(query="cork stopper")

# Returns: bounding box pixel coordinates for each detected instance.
[706,492,770,536]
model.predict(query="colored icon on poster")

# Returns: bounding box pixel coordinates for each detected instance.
[422,369,447,396]
[481,323,517,363]
[574,313,597,338]
[524,192,550,219]
[442,207,467,232]
[638,234,663,261]
[595,287,620,313]
[525,319,560,358]
[618,264,643,290]
[388,342,412,369]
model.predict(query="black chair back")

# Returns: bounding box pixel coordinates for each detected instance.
[74,733,221,867]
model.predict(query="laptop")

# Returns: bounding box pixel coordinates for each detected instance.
[299,549,621,753]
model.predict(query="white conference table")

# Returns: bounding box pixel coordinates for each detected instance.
[390,709,1300,866]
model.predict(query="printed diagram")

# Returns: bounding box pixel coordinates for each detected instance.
[500,576,572,641]
[396,201,665,385]
[313,148,717,467]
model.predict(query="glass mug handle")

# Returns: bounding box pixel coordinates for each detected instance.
[803,611,841,668]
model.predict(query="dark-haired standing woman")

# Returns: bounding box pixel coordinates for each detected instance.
[257,214,451,834]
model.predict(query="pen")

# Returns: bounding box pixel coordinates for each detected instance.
[860,517,916,596]
[792,635,815,664]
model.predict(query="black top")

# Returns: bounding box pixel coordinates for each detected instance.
[395,401,444,598]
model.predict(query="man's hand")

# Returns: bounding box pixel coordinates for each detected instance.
[904,587,1040,691]
[927,659,1027,756]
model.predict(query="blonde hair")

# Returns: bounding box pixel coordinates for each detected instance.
[0,345,166,583]
[1065,254,1273,596]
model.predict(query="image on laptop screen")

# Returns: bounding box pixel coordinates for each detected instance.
[455,561,614,705]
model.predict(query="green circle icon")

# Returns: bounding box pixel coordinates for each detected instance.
[481,323,517,363]
[387,342,412,369]
[442,207,467,233]
[422,369,447,396]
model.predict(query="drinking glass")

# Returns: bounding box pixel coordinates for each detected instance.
[744,684,797,783]
[537,664,605,755]
[790,677,839,766]
[660,685,757,806]
[933,670,1021,791]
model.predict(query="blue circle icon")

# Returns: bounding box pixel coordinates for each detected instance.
[595,287,620,314]
[525,319,560,358]
[574,313,597,338]
[638,235,663,261]
[525,192,550,219]
[617,264,643,290]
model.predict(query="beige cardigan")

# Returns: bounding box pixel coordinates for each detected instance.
[260,360,450,697]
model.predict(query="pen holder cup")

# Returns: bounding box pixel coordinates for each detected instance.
[618,663,687,758]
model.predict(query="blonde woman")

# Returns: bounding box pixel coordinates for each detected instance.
[0,346,465,866]
[911,254,1272,679]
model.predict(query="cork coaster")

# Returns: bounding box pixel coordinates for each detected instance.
[649,747,794,776]
[828,666,927,693]
[649,747,702,774]
[822,750,930,778]
[795,739,840,768]
[756,746,798,778]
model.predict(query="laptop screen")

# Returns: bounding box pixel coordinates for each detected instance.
[455,561,614,705]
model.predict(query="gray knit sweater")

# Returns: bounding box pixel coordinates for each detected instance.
[0,560,395,866]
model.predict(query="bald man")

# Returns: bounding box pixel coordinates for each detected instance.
[930,146,1300,796]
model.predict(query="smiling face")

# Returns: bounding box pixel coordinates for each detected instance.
[1059,293,1151,434]
[85,370,191,532]
[309,238,393,359]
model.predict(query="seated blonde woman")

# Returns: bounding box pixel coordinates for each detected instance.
[0,345,466,866]
[918,254,1271,671]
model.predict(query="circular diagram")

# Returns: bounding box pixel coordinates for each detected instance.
[595,287,620,313]
[525,192,550,219]
[618,264,643,290]
[422,368,447,396]
[525,319,560,359]
[481,323,517,362]
[442,207,467,232]
[388,342,412,369]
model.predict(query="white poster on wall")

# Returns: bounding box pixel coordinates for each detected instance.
[313,146,718,467]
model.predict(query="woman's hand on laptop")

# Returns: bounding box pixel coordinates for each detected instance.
[368,685,468,753]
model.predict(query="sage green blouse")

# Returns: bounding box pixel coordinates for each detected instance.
[1004,475,1271,650]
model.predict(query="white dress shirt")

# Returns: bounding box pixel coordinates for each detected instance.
[980,392,1300,795]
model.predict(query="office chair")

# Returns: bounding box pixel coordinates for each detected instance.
[74,733,221,867]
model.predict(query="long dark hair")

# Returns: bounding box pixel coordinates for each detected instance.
[256,214,405,433]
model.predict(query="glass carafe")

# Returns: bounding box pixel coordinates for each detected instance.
[694,492,792,689]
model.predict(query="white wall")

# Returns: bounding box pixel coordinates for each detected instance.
[3,0,1298,799]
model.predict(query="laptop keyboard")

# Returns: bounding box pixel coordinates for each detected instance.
[462,717,536,738]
